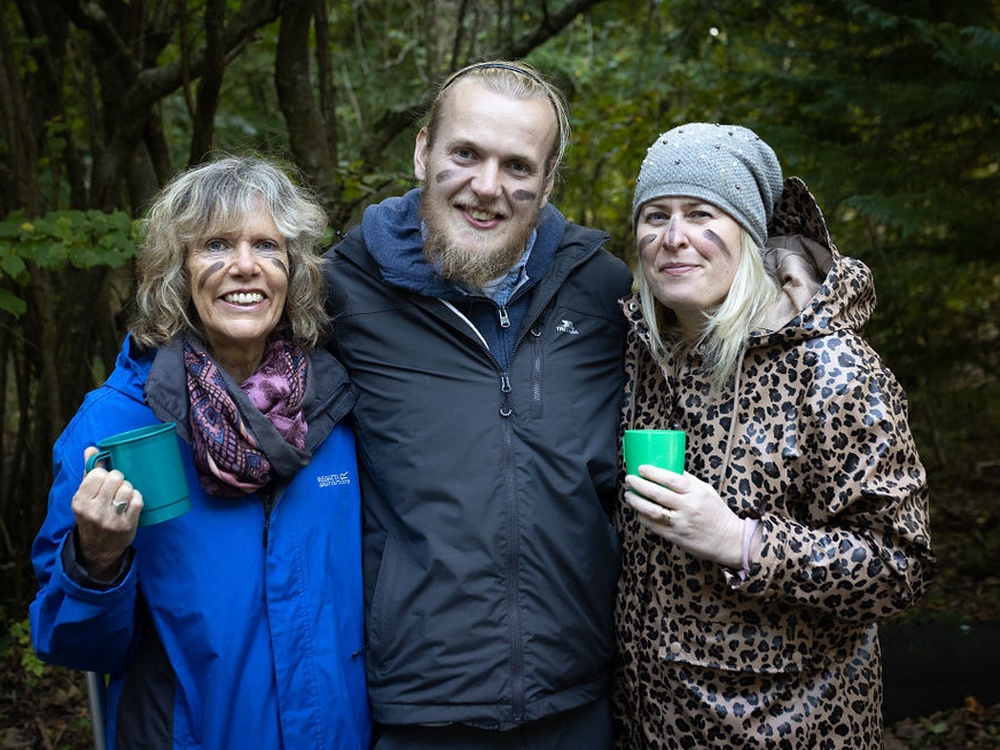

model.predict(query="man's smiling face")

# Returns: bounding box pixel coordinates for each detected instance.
[414,78,556,289]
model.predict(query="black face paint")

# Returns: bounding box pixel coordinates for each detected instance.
[198,261,225,291]
[269,257,289,276]
[512,189,537,202]
[667,217,679,247]
[638,233,657,253]
[435,169,457,184]
[703,229,732,257]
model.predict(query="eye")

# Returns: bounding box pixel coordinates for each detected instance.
[688,205,717,221]
[642,208,669,224]
[204,238,229,253]
[256,239,282,253]
[508,160,531,176]
[454,147,476,162]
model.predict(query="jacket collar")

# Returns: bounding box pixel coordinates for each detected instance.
[142,333,356,455]
[355,188,569,301]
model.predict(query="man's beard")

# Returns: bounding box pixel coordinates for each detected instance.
[421,190,540,290]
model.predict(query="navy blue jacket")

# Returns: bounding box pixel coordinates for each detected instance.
[324,190,632,727]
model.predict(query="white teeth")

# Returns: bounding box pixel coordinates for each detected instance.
[469,210,496,221]
[225,292,264,305]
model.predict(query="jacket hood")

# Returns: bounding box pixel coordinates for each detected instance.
[113,333,357,458]
[753,176,875,349]
[104,335,154,401]
[359,188,568,298]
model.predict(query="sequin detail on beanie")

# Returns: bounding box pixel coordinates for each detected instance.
[631,123,783,248]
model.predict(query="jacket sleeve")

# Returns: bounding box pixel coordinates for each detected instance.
[745,336,935,623]
[29,403,139,675]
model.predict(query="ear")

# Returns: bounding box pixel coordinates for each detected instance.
[414,127,430,181]
[539,172,555,209]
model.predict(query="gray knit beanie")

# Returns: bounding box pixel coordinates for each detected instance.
[632,123,783,248]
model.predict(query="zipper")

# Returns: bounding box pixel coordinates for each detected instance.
[491,246,601,721]
[530,325,543,419]
[501,406,525,720]
[261,488,275,548]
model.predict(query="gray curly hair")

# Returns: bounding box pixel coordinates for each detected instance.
[130,156,329,351]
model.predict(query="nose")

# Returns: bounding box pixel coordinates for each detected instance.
[470,161,502,200]
[231,241,260,275]
[662,216,688,250]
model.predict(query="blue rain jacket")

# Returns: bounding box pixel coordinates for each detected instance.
[30,335,371,749]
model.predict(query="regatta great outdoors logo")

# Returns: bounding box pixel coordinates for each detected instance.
[317,471,352,488]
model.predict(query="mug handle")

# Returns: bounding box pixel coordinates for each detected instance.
[85,450,112,473]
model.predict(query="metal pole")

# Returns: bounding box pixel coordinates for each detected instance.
[85,672,107,750]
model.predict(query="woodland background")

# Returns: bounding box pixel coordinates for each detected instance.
[1,0,999,746]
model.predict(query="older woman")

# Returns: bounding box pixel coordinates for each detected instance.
[612,124,935,748]
[30,157,371,749]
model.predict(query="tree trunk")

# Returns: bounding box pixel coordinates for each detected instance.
[275,0,340,215]
[189,0,227,165]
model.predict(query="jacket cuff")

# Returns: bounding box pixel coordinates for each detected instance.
[62,527,135,591]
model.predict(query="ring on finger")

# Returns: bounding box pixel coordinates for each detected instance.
[113,499,129,516]
[660,508,673,524]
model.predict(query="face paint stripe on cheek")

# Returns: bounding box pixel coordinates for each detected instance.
[703,229,732,257]
[638,233,657,254]
[269,258,288,277]
[198,261,225,291]
[512,189,537,202]
[435,169,457,184]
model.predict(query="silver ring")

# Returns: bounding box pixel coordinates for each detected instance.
[113,499,129,516]
[660,508,673,524]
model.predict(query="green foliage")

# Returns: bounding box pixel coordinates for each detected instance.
[3,618,45,688]
[566,0,999,392]
[0,210,137,316]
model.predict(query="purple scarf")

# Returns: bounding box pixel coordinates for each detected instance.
[185,338,308,498]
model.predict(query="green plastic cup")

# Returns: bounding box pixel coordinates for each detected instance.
[623,429,686,477]
[85,422,191,526]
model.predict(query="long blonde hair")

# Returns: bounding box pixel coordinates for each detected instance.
[639,229,781,391]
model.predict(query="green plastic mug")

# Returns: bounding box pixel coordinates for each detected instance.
[85,422,191,526]
[623,429,686,477]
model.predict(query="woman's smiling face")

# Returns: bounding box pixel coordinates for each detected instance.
[636,196,743,340]
[185,208,288,374]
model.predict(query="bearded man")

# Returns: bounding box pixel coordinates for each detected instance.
[323,60,632,750]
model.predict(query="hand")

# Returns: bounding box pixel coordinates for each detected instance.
[71,447,143,582]
[624,465,744,569]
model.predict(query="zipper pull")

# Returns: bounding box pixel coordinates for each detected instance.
[500,374,512,418]
[498,305,510,328]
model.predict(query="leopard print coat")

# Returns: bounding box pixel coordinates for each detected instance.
[612,177,935,749]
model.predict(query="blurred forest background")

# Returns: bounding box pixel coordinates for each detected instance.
[1,0,999,746]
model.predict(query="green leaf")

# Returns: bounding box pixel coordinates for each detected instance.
[0,288,27,316]
[0,253,26,277]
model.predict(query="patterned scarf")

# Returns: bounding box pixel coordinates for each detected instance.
[185,337,309,498]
